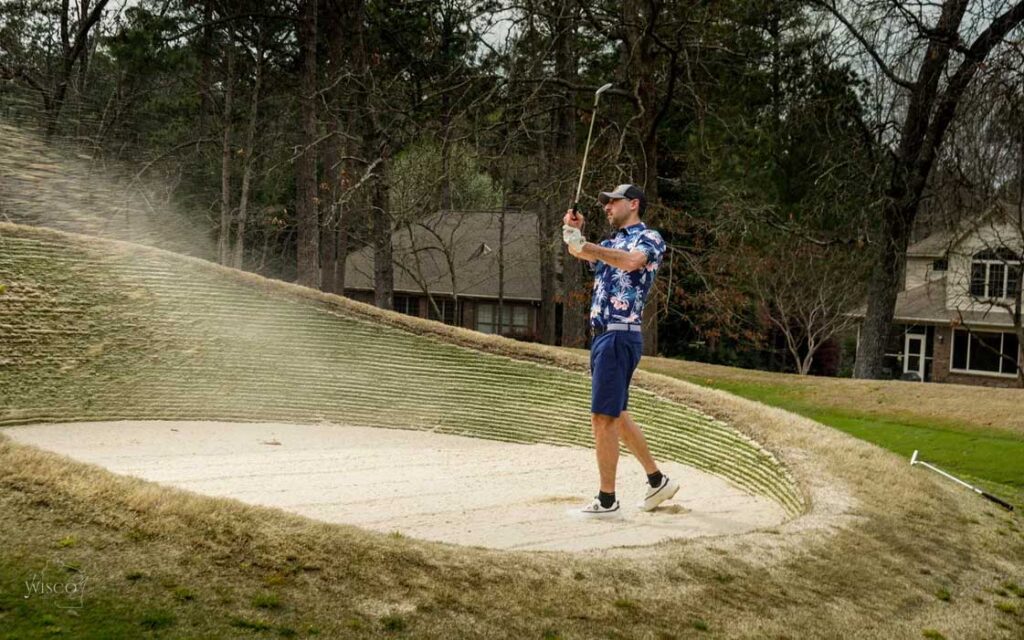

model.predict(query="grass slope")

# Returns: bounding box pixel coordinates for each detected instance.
[1,223,1023,639]
[641,359,1024,508]
[0,225,798,512]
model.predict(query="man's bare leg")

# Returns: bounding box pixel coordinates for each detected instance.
[617,410,659,475]
[591,413,620,493]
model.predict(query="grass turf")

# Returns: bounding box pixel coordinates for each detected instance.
[641,362,1024,509]
[2,223,1024,638]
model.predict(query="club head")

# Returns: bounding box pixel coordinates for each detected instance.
[596,83,613,96]
[910,450,919,466]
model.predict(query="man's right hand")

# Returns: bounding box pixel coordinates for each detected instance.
[563,209,584,230]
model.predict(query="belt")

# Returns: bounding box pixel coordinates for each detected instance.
[591,323,642,337]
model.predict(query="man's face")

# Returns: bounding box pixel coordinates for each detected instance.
[603,197,637,228]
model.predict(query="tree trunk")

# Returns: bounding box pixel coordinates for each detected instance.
[440,101,452,211]
[620,0,665,355]
[498,209,505,334]
[320,169,338,292]
[371,161,393,309]
[233,33,263,271]
[295,0,320,288]
[551,4,585,348]
[73,0,92,137]
[320,0,347,293]
[854,204,913,378]
[336,214,350,293]
[218,38,235,266]
[325,0,362,294]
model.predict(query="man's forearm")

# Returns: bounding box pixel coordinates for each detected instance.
[573,242,647,272]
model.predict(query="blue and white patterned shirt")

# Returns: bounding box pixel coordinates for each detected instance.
[589,222,666,329]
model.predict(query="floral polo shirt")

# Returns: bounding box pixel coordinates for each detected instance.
[589,222,666,329]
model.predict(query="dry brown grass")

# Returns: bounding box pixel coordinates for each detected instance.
[3,363,1023,638]
[2,223,1023,638]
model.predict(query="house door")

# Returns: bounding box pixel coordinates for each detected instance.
[903,331,926,381]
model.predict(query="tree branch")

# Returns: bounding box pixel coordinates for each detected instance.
[810,0,915,89]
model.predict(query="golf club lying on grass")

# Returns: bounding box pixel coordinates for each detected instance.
[570,82,613,221]
[910,450,1014,512]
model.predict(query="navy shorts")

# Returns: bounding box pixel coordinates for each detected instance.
[589,330,643,417]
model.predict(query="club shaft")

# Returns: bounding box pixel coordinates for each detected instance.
[915,459,978,492]
[574,107,599,205]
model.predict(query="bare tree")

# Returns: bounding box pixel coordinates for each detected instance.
[747,244,864,374]
[50,0,110,134]
[815,0,1024,378]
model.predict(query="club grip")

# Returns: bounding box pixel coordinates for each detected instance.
[981,491,1015,511]
[571,203,582,223]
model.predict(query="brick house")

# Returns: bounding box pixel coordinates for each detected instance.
[850,203,1023,387]
[344,210,545,340]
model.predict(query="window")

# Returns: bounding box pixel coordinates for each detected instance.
[1010,264,1022,297]
[970,249,1023,299]
[393,295,419,317]
[950,329,1020,376]
[476,303,530,335]
[952,330,968,370]
[427,298,457,325]
[971,262,987,296]
[932,258,948,272]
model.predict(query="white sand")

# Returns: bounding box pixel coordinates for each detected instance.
[4,421,789,552]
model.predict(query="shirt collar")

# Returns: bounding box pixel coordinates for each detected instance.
[616,222,647,237]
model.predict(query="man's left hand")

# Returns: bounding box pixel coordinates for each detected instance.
[562,224,586,252]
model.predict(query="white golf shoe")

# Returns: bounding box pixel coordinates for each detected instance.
[637,476,680,511]
[579,496,621,517]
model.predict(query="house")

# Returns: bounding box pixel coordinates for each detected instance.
[850,203,1023,387]
[344,210,545,340]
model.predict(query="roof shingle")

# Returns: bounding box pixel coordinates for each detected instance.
[344,210,544,301]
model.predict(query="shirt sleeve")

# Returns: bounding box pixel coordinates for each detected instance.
[634,230,665,266]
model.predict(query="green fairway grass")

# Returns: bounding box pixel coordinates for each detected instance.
[665,374,1024,508]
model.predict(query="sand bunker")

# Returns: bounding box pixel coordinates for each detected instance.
[3,421,788,552]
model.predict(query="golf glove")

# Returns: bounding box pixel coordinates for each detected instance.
[562,224,586,252]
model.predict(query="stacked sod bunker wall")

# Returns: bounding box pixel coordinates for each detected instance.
[0,223,803,517]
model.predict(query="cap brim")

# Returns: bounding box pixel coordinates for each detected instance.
[598,192,627,204]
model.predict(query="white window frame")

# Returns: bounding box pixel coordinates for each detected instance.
[970,257,1022,300]
[949,328,1020,378]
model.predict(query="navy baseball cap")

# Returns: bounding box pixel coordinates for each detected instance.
[598,183,646,206]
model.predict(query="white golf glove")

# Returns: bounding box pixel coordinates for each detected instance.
[562,224,586,252]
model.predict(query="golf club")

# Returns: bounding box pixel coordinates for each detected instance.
[571,83,613,222]
[910,450,1014,511]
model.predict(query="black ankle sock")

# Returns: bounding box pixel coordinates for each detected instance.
[597,491,616,508]
[647,470,664,488]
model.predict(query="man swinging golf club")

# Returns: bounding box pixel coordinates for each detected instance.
[562,184,680,516]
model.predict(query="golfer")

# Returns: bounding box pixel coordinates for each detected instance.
[562,184,680,516]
